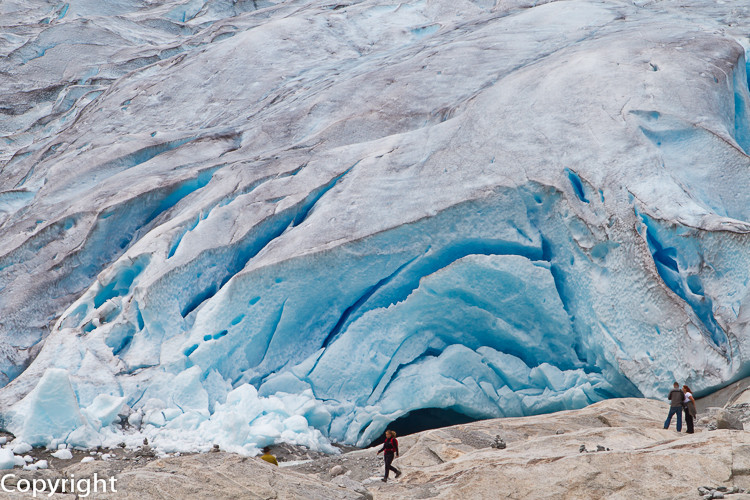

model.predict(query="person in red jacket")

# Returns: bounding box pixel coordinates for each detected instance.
[377,429,402,482]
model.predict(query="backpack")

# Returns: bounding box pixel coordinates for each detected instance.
[383,437,397,453]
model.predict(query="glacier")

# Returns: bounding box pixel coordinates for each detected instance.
[1,0,750,453]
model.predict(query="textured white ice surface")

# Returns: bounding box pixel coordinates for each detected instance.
[1,0,750,451]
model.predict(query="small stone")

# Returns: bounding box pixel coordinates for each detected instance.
[491,435,506,449]
[579,445,586,453]
[555,430,565,435]
[716,487,727,492]
[330,465,346,477]
[136,446,156,458]
[596,445,605,452]
[711,493,725,499]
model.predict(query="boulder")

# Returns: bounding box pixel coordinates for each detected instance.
[715,410,744,430]
[329,464,346,477]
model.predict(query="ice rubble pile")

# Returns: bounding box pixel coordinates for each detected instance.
[0,433,48,470]
[2,0,750,452]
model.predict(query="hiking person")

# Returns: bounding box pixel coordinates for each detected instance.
[377,429,401,482]
[664,382,684,432]
[682,384,697,434]
[260,446,278,466]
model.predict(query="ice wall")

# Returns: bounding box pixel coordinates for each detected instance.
[2,0,750,452]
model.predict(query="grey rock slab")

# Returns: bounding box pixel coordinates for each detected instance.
[716,410,744,430]
[91,452,369,500]
[362,398,749,500]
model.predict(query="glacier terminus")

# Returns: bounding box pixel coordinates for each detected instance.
[1,0,750,454]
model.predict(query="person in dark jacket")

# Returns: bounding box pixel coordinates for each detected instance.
[682,385,697,434]
[377,430,401,482]
[664,382,684,432]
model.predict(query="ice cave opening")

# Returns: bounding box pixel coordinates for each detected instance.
[367,407,479,447]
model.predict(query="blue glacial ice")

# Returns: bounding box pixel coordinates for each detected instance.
[2,0,750,453]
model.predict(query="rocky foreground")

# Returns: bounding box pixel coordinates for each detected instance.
[2,396,750,499]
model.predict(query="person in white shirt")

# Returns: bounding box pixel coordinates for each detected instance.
[682,385,697,434]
